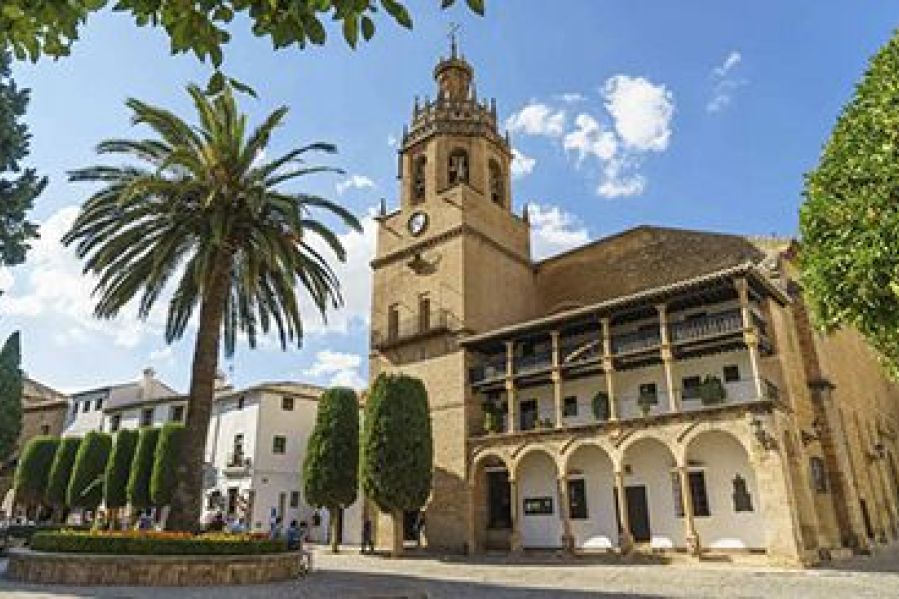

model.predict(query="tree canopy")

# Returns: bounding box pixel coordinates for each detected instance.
[45,436,81,510]
[104,428,138,510]
[150,422,184,509]
[0,331,23,463]
[66,430,111,510]
[14,435,58,506]
[303,386,359,552]
[0,1,483,77]
[0,51,44,267]
[800,30,899,378]
[361,373,433,515]
[127,426,159,510]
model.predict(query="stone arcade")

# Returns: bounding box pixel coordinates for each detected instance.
[367,43,899,565]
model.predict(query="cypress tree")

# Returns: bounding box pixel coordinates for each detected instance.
[303,387,360,553]
[14,435,58,514]
[361,373,433,556]
[0,331,23,463]
[104,429,139,523]
[127,426,160,511]
[45,436,81,515]
[66,431,111,510]
[151,423,184,511]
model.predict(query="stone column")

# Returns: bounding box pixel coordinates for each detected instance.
[557,475,574,552]
[509,478,522,553]
[466,481,478,554]
[736,278,765,399]
[601,317,618,421]
[657,303,678,413]
[677,465,701,556]
[551,331,563,428]
[505,340,517,433]
[615,470,634,553]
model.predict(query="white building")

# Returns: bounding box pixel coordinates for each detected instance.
[61,370,362,544]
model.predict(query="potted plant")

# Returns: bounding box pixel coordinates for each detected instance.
[483,405,502,434]
[699,375,727,406]
[592,391,610,421]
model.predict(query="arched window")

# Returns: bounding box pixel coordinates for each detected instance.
[412,156,426,202]
[448,148,469,186]
[488,159,503,206]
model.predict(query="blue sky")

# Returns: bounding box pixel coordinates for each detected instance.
[1,1,897,394]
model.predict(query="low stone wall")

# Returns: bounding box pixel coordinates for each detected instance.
[7,548,301,586]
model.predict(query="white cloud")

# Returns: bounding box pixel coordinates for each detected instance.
[149,346,175,364]
[528,203,590,259]
[563,113,617,163]
[597,164,646,198]
[510,148,536,179]
[707,50,746,113]
[555,92,586,104]
[335,174,376,195]
[387,134,398,147]
[603,75,674,152]
[505,102,566,138]
[303,349,366,389]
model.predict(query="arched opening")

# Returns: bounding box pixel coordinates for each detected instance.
[620,437,681,548]
[471,454,512,551]
[515,449,562,549]
[565,444,617,549]
[412,155,426,203]
[448,148,469,186]
[488,159,504,206]
[685,430,764,550]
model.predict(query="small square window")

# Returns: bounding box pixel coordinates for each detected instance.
[563,396,578,417]
[272,435,287,455]
[638,383,658,403]
[40,424,50,435]
[290,491,300,508]
[109,414,121,432]
[83,400,92,412]
[723,365,740,383]
[681,377,702,400]
[140,407,154,427]
[237,396,245,410]
[282,396,294,411]
[810,456,828,494]
[170,405,185,422]
[95,398,104,411]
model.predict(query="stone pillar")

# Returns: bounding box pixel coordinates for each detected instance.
[657,304,678,414]
[505,340,517,433]
[466,481,478,554]
[677,465,701,556]
[736,278,765,399]
[509,478,522,553]
[615,470,634,553]
[557,475,574,552]
[551,331,563,428]
[601,317,618,421]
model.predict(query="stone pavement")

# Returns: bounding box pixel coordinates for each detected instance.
[3,545,899,598]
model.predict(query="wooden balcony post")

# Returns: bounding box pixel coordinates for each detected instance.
[736,278,764,399]
[678,465,702,556]
[615,470,634,553]
[601,317,618,421]
[657,303,678,413]
[551,331,563,428]
[505,340,518,433]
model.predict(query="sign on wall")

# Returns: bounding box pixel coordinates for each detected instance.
[523,496,553,515]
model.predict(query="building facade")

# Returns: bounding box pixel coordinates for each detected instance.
[368,48,899,564]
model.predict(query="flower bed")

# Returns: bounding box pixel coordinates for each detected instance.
[30,529,288,555]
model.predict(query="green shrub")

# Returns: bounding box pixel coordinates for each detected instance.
[14,436,59,506]
[127,427,160,510]
[104,429,138,509]
[45,437,81,509]
[0,332,23,464]
[699,375,727,405]
[30,531,288,555]
[66,431,112,510]
[150,423,184,507]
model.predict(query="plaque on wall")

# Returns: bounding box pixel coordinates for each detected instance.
[523,496,553,515]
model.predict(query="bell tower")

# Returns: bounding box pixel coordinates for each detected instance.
[368,42,537,552]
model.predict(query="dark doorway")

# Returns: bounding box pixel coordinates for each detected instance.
[625,486,651,542]
[520,399,538,431]
[487,469,512,529]
[335,507,344,543]
[860,498,875,539]
[403,510,419,542]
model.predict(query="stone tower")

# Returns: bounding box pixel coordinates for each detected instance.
[369,43,537,551]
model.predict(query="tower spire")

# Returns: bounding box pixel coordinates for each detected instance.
[448,22,460,58]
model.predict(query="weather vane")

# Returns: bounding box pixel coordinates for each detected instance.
[448,22,461,57]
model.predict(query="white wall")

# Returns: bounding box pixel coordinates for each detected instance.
[559,375,608,426]
[621,439,683,549]
[566,445,618,550]
[106,400,187,432]
[615,365,669,419]
[517,450,562,548]
[63,390,107,436]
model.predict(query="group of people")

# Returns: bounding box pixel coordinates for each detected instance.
[204,511,250,534]
[269,516,313,574]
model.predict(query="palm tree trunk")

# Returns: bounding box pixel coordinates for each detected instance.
[165,253,231,532]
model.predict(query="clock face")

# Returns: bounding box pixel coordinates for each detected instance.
[408,211,428,236]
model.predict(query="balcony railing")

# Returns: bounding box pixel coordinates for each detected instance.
[469,354,507,384]
[612,329,661,354]
[371,308,458,349]
[514,350,553,374]
[670,309,742,343]
[560,335,601,364]
[223,454,252,477]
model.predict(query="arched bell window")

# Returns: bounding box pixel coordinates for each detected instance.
[448,148,469,186]
[413,156,427,203]
[488,159,503,206]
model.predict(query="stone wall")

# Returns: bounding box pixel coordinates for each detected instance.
[6,549,301,586]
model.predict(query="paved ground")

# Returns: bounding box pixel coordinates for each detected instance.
[3,545,899,598]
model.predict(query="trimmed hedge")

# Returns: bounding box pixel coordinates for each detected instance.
[150,422,184,507]
[30,531,288,555]
[127,427,160,509]
[14,436,60,505]
[67,431,112,510]
[45,437,82,509]
[105,429,138,509]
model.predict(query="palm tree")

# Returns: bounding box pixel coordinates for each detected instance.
[62,84,362,531]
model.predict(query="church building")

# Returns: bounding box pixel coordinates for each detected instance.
[368,44,899,565]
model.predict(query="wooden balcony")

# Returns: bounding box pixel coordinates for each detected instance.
[372,308,459,350]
